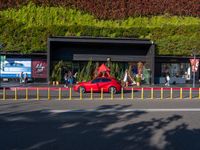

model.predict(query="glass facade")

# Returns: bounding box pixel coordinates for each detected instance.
[51,61,151,84]
[161,63,191,80]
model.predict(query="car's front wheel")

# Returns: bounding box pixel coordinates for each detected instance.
[79,86,86,93]
[109,86,117,94]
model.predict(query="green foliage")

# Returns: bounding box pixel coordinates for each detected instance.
[84,59,93,81]
[110,62,123,80]
[77,66,86,82]
[51,60,64,82]
[76,60,94,82]
[0,3,200,55]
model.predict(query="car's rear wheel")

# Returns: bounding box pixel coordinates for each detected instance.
[109,86,117,94]
[79,86,86,93]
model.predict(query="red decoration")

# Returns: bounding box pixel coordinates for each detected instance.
[97,64,110,77]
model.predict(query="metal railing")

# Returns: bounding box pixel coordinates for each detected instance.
[1,87,200,100]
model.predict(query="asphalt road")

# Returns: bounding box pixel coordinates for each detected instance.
[1,100,200,150]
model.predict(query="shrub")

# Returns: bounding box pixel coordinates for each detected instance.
[0,4,200,55]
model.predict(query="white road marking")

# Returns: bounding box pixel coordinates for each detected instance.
[44,108,200,113]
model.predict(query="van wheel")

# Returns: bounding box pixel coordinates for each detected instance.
[109,87,117,94]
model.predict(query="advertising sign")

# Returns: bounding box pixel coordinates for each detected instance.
[190,59,199,72]
[0,58,31,78]
[32,60,47,78]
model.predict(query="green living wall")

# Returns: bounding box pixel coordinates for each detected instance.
[0,3,200,55]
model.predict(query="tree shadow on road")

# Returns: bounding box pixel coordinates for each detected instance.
[0,104,200,150]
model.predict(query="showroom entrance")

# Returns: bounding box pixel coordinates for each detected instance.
[47,36,155,84]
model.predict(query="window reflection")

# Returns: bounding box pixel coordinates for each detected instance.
[161,63,191,80]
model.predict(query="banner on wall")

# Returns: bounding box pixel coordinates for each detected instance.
[0,58,31,78]
[32,60,47,78]
[190,59,199,72]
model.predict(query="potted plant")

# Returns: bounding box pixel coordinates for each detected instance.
[135,74,142,86]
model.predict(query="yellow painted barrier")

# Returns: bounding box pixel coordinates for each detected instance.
[69,88,72,100]
[141,88,144,99]
[170,88,173,99]
[131,88,134,99]
[111,89,114,100]
[101,88,103,100]
[151,88,153,99]
[121,88,124,100]
[90,88,93,100]
[160,88,163,99]
[37,88,39,100]
[189,88,192,99]
[58,88,62,100]
[80,89,83,100]
[15,88,17,100]
[48,88,51,100]
[26,88,28,100]
[199,88,200,99]
[180,88,183,99]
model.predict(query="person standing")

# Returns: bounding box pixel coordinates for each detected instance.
[165,73,170,86]
[24,73,28,84]
[123,69,128,87]
[20,72,24,84]
[68,71,74,87]
[64,73,68,87]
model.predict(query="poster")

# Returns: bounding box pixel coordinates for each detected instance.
[32,60,47,78]
[0,58,31,78]
[190,59,199,72]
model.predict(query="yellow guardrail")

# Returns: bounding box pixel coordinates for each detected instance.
[1,87,200,100]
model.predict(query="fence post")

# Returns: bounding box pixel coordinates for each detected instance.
[131,88,134,99]
[90,88,93,100]
[69,88,72,100]
[37,88,39,100]
[170,88,173,99]
[15,88,17,100]
[26,88,28,100]
[58,88,62,100]
[189,88,192,99]
[3,88,6,100]
[199,88,200,99]
[80,89,82,100]
[111,89,114,100]
[151,88,153,99]
[161,88,163,99]
[48,88,51,100]
[180,88,183,99]
[101,88,103,100]
[141,88,144,99]
[121,88,124,100]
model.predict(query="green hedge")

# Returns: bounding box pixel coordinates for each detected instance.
[0,3,200,55]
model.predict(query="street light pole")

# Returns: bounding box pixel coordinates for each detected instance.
[192,52,196,88]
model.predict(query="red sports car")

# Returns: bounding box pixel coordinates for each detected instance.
[73,77,121,93]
